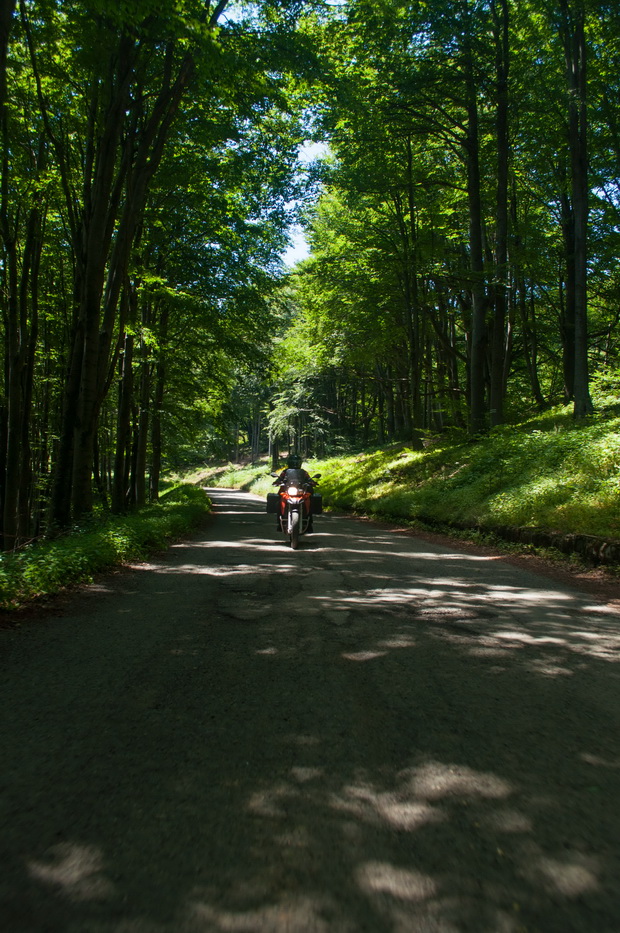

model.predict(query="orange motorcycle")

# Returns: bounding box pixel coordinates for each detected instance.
[267,471,322,549]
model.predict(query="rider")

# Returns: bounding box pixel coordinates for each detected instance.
[273,453,317,532]
[273,452,313,486]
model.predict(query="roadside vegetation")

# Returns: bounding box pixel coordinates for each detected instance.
[0,486,211,611]
[198,401,620,559]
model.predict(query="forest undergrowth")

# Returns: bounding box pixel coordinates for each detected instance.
[0,486,211,612]
[197,402,620,566]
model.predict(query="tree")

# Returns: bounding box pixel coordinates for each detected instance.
[273,0,618,451]
[0,0,315,543]
[556,0,593,418]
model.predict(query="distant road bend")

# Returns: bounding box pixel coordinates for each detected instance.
[1,487,620,932]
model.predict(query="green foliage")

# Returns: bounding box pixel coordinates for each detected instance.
[0,486,211,610]
[0,0,318,543]
[273,0,620,443]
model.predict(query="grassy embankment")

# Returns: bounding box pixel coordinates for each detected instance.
[0,485,211,611]
[196,402,620,564]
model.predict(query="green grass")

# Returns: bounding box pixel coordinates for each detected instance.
[198,403,620,545]
[0,484,211,611]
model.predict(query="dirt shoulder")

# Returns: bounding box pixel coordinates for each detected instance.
[345,512,620,612]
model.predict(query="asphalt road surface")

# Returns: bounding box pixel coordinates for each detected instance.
[2,488,620,933]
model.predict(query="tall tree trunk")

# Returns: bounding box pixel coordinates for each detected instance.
[2,241,20,549]
[17,203,43,541]
[1,198,44,548]
[69,37,139,518]
[133,330,150,507]
[149,303,168,502]
[85,44,213,516]
[0,0,16,548]
[112,330,134,513]
[559,190,576,401]
[489,0,509,427]
[47,37,135,523]
[393,188,419,434]
[559,0,593,419]
[405,136,422,428]
[465,45,487,434]
[0,0,15,114]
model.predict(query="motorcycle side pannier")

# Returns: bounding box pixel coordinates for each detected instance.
[266,493,280,514]
[311,494,323,514]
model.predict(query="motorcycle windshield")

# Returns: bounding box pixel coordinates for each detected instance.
[282,468,306,486]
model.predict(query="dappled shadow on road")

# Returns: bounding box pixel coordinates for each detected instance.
[3,489,620,931]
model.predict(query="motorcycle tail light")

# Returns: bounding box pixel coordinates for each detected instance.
[287,486,299,495]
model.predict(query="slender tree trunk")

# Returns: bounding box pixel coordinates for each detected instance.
[1,200,42,548]
[0,0,15,114]
[559,192,576,401]
[2,242,20,549]
[448,311,465,427]
[270,440,279,473]
[489,0,509,427]
[405,137,422,428]
[465,46,487,434]
[149,303,168,502]
[0,0,16,547]
[569,10,592,418]
[133,330,150,508]
[17,204,43,540]
[112,330,134,513]
[48,310,82,529]
[559,0,593,419]
[392,190,418,434]
[526,288,546,410]
[376,366,386,444]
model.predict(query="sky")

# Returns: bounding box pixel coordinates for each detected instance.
[282,225,310,267]
[281,141,329,268]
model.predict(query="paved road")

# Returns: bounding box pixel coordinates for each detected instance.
[2,488,620,932]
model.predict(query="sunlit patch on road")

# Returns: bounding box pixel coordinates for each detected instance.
[27,843,114,902]
[528,852,601,897]
[356,860,437,901]
[402,762,513,801]
[331,781,445,831]
[341,649,388,662]
[187,894,335,932]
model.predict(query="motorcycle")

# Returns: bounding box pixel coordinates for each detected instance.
[266,471,322,549]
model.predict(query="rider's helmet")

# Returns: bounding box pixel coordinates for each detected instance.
[287,453,302,469]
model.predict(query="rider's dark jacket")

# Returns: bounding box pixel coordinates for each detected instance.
[273,467,313,487]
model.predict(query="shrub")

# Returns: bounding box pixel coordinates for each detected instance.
[0,485,211,610]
